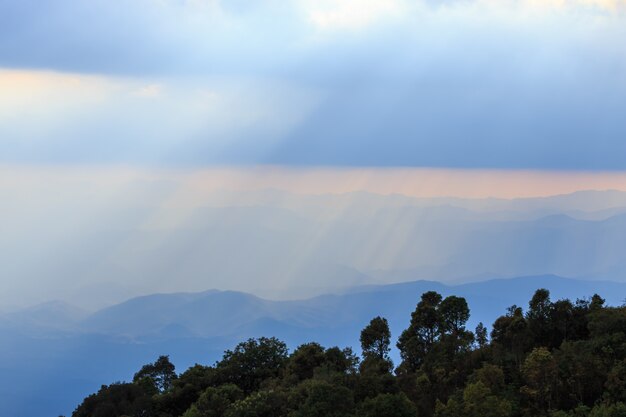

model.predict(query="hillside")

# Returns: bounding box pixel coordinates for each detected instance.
[70,285,626,417]
[3,275,626,417]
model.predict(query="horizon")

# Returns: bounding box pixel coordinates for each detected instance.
[17,273,621,312]
[6,177,626,309]
[5,180,626,310]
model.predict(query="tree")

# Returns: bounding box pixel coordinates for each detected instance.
[439,296,470,335]
[133,355,177,393]
[356,393,417,417]
[397,292,473,375]
[225,390,287,417]
[72,383,153,417]
[397,291,443,372]
[216,337,288,393]
[521,347,558,413]
[323,346,359,375]
[292,380,355,417]
[590,294,606,311]
[589,402,626,417]
[554,341,605,408]
[285,343,327,382]
[360,317,393,375]
[526,289,553,347]
[462,381,512,417]
[606,360,626,403]
[182,384,244,417]
[475,323,488,348]
[156,365,217,417]
[436,380,511,417]
[360,317,392,361]
[551,299,574,347]
[73,288,626,417]
[470,364,505,394]
[438,296,473,359]
[491,306,530,367]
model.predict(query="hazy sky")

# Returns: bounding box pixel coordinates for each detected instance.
[2,0,626,169]
[3,0,626,307]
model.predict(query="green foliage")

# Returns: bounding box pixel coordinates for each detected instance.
[555,341,605,407]
[397,291,443,372]
[439,296,470,335]
[216,337,288,393]
[182,384,243,417]
[324,346,359,375]
[475,322,488,348]
[464,381,512,417]
[606,360,626,403]
[397,292,472,374]
[436,380,511,417]
[527,289,553,347]
[285,343,327,382]
[157,365,218,417]
[356,392,417,417]
[73,289,626,417]
[292,380,354,417]
[224,390,286,417]
[72,382,153,417]
[590,403,626,417]
[360,316,392,361]
[133,355,177,393]
[470,363,505,393]
[521,347,558,411]
[285,343,358,384]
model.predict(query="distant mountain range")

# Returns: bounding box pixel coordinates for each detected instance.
[78,274,626,345]
[2,275,626,417]
[7,189,626,309]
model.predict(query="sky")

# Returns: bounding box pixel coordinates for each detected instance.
[2,0,626,307]
[1,0,626,169]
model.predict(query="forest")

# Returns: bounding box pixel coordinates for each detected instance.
[70,289,626,417]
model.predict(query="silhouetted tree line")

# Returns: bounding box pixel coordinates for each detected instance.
[71,289,626,417]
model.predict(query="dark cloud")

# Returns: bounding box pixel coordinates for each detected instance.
[2,0,626,170]
[264,66,626,170]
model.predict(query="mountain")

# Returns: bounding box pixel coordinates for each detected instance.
[84,274,626,345]
[55,203,626,301]
[7,189,626,308]
[205,189,626,217]
[4,275,626,417]
[0,300,88,334]
[0,272,626,417]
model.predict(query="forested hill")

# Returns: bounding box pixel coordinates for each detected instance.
[71,289,626,417]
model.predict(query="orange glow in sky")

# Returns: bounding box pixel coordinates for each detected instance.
[3,165,626,199]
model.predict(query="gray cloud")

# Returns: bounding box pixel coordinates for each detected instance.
[1,0,626,169]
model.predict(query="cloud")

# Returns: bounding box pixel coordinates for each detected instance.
[132,84,163,98]
[1,0,623,77]
[303,0,407,31]
[525,0,625,12]
[0,70,321,165]
[1,0,626,169]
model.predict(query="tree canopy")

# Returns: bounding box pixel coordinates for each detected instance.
[72,288,626,417]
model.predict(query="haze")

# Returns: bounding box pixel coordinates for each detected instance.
[2,0,626,308]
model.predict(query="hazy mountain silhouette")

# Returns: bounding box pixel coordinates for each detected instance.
[4,274,624,417]
[8,189,626,308]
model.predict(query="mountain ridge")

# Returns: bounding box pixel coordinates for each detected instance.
[4,274,626,417]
